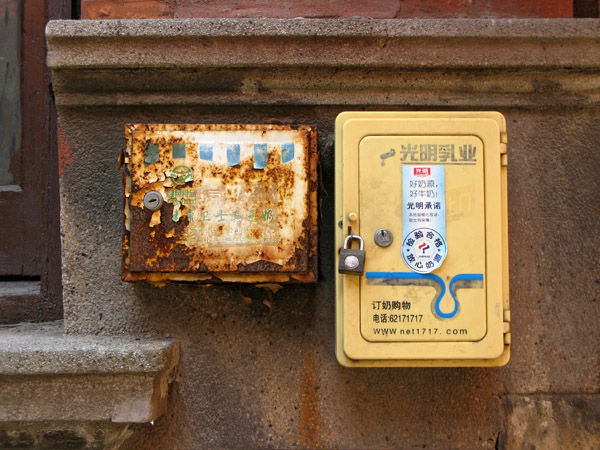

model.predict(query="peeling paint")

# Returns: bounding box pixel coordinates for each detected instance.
[121,124,318,284]
[149,210,161,228]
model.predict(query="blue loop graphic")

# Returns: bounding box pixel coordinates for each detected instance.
[436,287,457,319]
[365,272,484,320]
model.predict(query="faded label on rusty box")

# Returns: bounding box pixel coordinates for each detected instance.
[122,124,318,284]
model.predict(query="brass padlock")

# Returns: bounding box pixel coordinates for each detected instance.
[339,234,366,275]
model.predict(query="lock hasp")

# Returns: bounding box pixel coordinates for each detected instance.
[339,235,366,275]
[335,112,509,367]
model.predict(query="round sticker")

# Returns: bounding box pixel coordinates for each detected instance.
[401,227,447,274]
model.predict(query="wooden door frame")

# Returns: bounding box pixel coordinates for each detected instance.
[0,0,71,323]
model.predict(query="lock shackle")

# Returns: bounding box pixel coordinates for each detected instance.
[344,234,364,251]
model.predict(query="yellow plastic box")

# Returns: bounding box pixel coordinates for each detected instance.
[335,112,509,367]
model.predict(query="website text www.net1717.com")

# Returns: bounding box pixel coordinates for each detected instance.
[372,328,468,336]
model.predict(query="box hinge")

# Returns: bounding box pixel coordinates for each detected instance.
[503,309,511,345]
[500,142,508,166]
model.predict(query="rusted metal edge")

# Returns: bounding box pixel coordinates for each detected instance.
[121,124,318,285]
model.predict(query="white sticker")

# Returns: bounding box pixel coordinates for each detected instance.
[402,166,447,273]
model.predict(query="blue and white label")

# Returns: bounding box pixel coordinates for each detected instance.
[402,166,447,273]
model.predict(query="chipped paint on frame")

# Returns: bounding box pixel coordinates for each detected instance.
[122,124,318,284]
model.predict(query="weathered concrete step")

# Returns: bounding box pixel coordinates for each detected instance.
[0,321,179,423]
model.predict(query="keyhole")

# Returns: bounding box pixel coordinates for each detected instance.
[143,191,164,211]
[374,228,393,247]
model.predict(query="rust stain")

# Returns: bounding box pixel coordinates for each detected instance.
[57,127,74,176]
[121,124,318,284]
[298,356,322,448]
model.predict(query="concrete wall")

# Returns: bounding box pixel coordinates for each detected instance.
[46,18,600,450]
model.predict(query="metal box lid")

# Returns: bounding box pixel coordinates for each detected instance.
[122,124,318,284]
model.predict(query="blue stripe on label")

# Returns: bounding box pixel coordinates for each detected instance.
[281,142,294,163]
[449,273,484,284]
[254,143,268,169]
[199,143,213,161]
[227,144,241,166]
[172,143,186,159]
[448,274,484,319]
[366,272,455,319]
[366,271,446,292]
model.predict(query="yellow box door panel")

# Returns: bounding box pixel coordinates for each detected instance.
[335,112,510,367]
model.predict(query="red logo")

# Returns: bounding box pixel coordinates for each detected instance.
[414,167,431,177]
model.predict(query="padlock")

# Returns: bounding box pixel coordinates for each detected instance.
[339,234,366,275]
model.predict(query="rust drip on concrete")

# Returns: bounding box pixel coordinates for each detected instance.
[298,356,322,448]
[121,124,318,284]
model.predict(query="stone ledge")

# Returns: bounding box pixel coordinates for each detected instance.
[45,18,600,108]
[0,322,179,423]
[46,19,600,68]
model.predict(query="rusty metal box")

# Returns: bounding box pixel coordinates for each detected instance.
[122,124,318,284]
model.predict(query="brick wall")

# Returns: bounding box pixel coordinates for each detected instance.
[81,0,576,19]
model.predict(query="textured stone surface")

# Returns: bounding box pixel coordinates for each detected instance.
[506,395,600,449]
[0,322,179,423]
[47,18,600,70]
[0,422,133,450]
[46,18,600,449]
[0,321,178,375]
[46,19,600,111]
[3,375,165,422]
[502,110,600,393]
